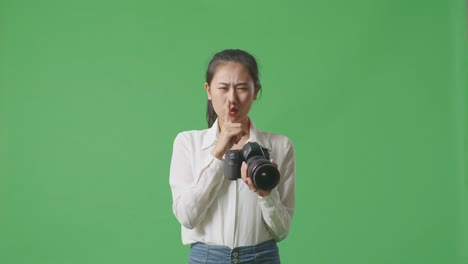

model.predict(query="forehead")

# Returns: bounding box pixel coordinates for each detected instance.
[212,62,252,81]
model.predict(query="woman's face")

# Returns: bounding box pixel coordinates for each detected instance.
[205,62,259,124]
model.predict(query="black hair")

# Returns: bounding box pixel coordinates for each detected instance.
[205,49,261,128]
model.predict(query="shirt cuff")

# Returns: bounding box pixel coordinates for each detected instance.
[258,188,280,208]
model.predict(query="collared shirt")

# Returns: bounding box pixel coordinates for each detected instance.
[169,118,295,248]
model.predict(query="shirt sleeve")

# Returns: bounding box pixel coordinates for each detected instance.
[258,138,296,241]
[169,132,226,229]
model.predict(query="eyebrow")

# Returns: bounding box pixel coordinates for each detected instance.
[217,82,249,86]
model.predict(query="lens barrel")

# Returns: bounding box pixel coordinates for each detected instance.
[247,157,280,190]
[224,150,242,180]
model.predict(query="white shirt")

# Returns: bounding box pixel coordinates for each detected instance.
[169,118,295,248]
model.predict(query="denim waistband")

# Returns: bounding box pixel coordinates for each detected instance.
[189,240,280,264]
[191,239,277,253]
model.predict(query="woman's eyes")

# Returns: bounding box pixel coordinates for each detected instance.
[217,87,248,91]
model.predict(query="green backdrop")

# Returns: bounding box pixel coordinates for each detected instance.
[1,0,467,263]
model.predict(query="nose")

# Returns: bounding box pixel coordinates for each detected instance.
[226,87,238,103]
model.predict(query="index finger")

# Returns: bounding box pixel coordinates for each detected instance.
[224,99,232,123]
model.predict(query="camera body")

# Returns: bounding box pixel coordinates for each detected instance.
[224,142,280,191]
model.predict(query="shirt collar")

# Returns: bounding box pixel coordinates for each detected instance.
[201,118,272,151]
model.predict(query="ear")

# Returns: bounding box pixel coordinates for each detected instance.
[204,82,212,100]
[253,87,260,100]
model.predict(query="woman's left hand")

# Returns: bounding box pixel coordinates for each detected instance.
[241,160,278,197]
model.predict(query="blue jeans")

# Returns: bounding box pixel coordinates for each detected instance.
[188,239,280,264]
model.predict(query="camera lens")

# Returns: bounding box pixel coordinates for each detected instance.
[247,157,280,190]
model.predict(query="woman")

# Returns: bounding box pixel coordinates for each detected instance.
[169,49,295,264]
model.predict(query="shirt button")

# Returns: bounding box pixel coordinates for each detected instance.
[233,252,238,257]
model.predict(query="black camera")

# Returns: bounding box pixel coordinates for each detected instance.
[224,142,280,191]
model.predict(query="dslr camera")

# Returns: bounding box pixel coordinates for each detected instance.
[224,142,280,191]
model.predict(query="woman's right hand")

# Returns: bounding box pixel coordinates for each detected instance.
[211,99,246,160]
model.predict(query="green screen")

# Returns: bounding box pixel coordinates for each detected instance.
[1,0,467,263]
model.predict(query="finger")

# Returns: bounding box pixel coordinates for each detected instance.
[241,162,248,182]
[224,99,232,123]
[237,124,245,138]
[228,134,241,147]
[246,178,257,192]
[270,159,278,168]
[237,123,246,138]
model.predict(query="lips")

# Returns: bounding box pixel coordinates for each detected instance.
[229,107,238,116]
